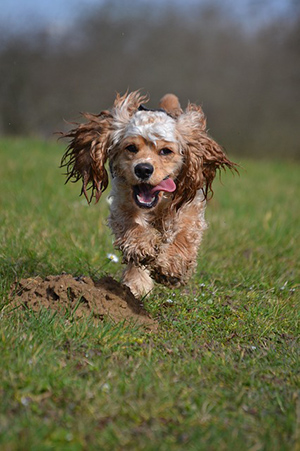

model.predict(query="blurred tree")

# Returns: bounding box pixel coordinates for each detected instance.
[0,0,299,158]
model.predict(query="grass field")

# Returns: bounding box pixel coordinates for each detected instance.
[0,138,299,450]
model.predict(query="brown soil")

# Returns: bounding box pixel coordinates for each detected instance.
[9,274,157,331]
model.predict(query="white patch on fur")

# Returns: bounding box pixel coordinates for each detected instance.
[135,213,149,228]
[124,111,176,144]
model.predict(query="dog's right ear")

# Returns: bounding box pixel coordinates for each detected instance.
[61,111,112,203]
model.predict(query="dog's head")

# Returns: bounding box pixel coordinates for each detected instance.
[62,91,236,208]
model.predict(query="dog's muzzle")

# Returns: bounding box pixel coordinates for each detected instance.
[133,177,176,209]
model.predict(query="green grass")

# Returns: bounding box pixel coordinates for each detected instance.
[0,138,299,450]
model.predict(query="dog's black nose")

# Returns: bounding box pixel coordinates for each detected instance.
[134,163,154,180]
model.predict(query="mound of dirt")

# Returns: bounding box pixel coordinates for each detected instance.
[9,274,157,331]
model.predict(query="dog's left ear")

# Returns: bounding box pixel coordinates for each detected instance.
[174,103,236,207]
[61,111,112,203]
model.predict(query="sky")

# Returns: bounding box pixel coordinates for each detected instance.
[1,0,94,32]
[0,0,296,34]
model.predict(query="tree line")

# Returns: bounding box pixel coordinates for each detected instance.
[0,0,299,158]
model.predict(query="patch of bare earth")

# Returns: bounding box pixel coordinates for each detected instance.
[9,274,157,331]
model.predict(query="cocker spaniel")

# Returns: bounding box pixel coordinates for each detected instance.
[62,91,235,297]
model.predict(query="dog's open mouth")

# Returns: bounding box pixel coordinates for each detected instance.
[133,178,176,209]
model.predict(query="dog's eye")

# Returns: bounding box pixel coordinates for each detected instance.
[126,144,138,153]
[159,148,173,156]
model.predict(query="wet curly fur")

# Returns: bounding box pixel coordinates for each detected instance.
[61,91,236,297]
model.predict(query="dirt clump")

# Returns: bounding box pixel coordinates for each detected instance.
[9,274,157,330]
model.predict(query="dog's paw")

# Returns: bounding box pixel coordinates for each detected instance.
[149,254,196,288]
[121,243,158,267]
[150,266,184,288]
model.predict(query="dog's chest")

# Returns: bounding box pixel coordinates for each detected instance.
[149,214,180,244]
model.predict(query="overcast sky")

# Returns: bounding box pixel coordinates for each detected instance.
[0,0,296,34]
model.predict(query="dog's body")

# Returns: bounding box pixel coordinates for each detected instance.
[108,173,207,297]
[62,91,235,297]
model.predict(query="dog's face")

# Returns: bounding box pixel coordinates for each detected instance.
[110,110,183,209]
[62,91,236,207]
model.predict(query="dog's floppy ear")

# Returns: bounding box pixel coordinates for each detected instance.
[61,111,112,203]
[109,90,149,146]
[174,103,236,208]
[159,94,182,118]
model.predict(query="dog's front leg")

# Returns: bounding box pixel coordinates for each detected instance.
[122,262,154,298]
[148,200,207,288]
[114,225,160,266]
[149,228,203,288]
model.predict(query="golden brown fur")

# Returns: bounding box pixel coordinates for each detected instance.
[62,91,236,297]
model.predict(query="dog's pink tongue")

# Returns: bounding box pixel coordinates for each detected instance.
[150,178,176,194]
